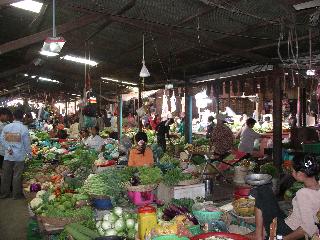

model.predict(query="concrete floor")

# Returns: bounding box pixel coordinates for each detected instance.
[0,198,29,240]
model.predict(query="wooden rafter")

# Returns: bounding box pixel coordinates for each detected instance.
[86,0,137,41]
[110,15,269,63]
[0,0,19,6]
[0,13,108,55]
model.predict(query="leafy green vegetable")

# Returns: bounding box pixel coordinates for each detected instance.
[163,168,192,186]
[171,198,195,212]
[138,167,163,185]
[81,169,126,204]
[260,163,278,178]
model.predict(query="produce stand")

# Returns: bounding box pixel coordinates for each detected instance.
[23,129,260,240]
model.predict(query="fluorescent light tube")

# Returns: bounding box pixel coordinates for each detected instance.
[62,55,98,66]
[40,50,59,57]
[39,77,60,83]
[11,0,43,13]
[101,77,137,86]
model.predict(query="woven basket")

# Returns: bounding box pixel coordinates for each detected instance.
[23,190,36,203]
[37,215,84,229]
[125,183,158,192]
[177,178,201,186]
[230,210,255,224]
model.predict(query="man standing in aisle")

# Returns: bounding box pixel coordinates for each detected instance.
[0,109,32,199]
[0,108,12,170]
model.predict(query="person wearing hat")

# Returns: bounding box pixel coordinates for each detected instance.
[210,113,234,156]
[246,153,320,240]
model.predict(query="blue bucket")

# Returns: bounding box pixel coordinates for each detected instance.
[91,197,113,210]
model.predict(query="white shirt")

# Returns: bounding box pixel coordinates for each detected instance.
[69,123,79,139]
[0,121,7,156]
[238,127,261,153]
[86,135,104,151]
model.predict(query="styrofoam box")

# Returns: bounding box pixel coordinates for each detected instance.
[157,183,205,203]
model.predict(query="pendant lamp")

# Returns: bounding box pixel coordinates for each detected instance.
[139,34,150,78]
[40,0,65,56]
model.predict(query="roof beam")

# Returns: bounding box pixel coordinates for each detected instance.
[86,0,136,41]
[0,13,107,55]
[0,64,32,79]
[110,15,269,63]
[0,0,18,6]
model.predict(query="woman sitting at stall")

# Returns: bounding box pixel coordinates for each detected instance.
[247,153,320,240]
[80,129,89,145]
[86,126,105,151]
[128,131,154,167]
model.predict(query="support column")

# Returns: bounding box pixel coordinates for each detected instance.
[273,73,283,171]
[118,95,123,140]
[184,83,192,144]
[65,101,68,116]
[216,83,220,113]
[301,87,307,127]
[138,83,142,131]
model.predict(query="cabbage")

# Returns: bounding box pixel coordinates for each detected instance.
[96,221,102,229]
[128,229,136,239]
[102,221,112,230]
[97,227,105,236]
[123,212,131,220]
[103,213,111,222]
[109,213,118,223]
[126,219,135,229]
[114,219,125,232]
[36,190,46,198]
[135,223,138,232]
[105,229,117,236]
[113,207,123,217]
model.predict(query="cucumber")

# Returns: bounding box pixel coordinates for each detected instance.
[69,223,100,238]
[65,225,92,240]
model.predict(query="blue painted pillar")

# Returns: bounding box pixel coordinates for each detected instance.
[185,86,193,144]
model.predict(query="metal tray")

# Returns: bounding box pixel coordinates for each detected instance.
[245,174,272,186]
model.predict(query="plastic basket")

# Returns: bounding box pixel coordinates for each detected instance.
[302,143,320,154]
[192,210,223,225]
[188,225,203,236]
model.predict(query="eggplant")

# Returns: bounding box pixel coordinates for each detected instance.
[30,183,41,192]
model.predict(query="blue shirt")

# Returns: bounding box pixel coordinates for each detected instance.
[0,121,32,161]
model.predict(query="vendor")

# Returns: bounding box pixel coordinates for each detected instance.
[56,124,67,139]
[210,114,234,157]
[49,124,58,138]
[247,153,320,240]
[80,129,89,145]
[156,117,174,152]
[69,118,79,139]
[86,126,105,151]
[238,118,261,158]
[206,116,215,139]
[177,117,185,136]
[128,131,154,167]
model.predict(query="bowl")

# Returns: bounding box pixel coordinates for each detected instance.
[191,232,249,240]
[245,174,272,186]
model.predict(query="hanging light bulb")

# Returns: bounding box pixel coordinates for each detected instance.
[40,0,65,57]
[139,34,150,78]
[140,60,150,78]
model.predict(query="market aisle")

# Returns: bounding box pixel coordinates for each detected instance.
[0,198,28,240]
